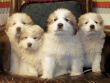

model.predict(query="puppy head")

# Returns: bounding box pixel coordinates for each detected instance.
[78,12,104,35]
[19,25,44,52]
[5,13,34,39]
[47,8,77,36]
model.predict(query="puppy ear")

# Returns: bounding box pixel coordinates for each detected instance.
[97,14,104,26]
[74,23,81,35]
[29,21,34,25]
[46,15,52,32]
[77,16,84,31]
[46,20,49,32]
[5,17,10,32]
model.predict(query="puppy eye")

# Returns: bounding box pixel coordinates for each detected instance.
[85,22,88,24]
[13,22,16,25]
[54,18,57,21]
[95,21,98,24]
[24,37,27,39]
[22,21,26,25]
[33,37,37,39]
[65,18,69,22]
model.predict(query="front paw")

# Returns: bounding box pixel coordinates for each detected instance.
[41,75,53,79]
[92,67,101,73]
[70,72,82,76]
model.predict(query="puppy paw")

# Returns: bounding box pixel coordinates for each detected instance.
[41,75,53,79]
[92,68,101,73]
[70,72,82,76]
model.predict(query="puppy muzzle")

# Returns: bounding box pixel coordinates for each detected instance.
[57,23,64,31]
[16,27,21,38]
[90,25,95,31]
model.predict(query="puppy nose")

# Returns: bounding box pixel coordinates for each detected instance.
[28,43,32,47]
[58,23,63,28]
[90,25,95,30]
[16,27,21,32]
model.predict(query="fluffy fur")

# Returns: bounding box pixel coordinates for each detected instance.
[39,8,84,79]
[77,12,105,72]
[5,13,34,74]
[18,25,44,76]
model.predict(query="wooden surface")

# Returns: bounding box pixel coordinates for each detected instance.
[0,72,110,83]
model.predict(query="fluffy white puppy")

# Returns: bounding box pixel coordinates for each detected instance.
[39,8,84,79]
[5,13,34,74]
[77,13,105,72]
[18,25,44,76]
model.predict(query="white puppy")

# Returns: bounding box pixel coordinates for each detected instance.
[18,25,44,76]
[39,8,84,79]
[77,13,105,72]
[5,13,34,74]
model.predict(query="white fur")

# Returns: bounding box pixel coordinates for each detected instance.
[5,13,33,74]
[40,8,84,79]
[18,25,44,76]
[77,13,105,72]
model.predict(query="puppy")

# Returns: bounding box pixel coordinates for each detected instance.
[77,13,105,72]
[18,25,44,76]
[5,13,34,74]
[39,8,84,79]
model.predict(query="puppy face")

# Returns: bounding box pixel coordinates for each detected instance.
[47,8,77,36]
[78,13,104,35]
[19,25,44,51]
[5,13,34,39]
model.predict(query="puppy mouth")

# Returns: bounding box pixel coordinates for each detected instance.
[26,47,37,52]
[55,30,65,34]
[89,29,96,32]
[56,27,64,32]
[26,47,33,50]
[16,31,21,38]
[88,30,97,34]
[16,28,21,38]
[56,29,64,32]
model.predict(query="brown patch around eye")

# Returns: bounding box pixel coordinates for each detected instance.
[22,21,26,25]
[69,21,74,26]
[95,21,98,24]
[65,18,69,22]
[85,22,88,24]
[33,37,37,39]
[54,18,57,21]
[13,22,16,25]
[24,37,27,39]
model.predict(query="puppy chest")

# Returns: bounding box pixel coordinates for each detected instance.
[44,42,74,55]
[85,40,104,55]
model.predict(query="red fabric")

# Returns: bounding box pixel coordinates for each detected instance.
[93,2,110,8]
[26,0,80,3]
[0,2,10,8]
[105,25,110,27]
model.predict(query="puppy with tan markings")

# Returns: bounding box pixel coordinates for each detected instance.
[77,13,105,72]
[39,8,84,79]
[18,25,44,76]
[5,13,34,74]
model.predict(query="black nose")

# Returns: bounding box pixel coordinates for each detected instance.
[28,43,32,47]
[90,25,95,30]
[58,23,63,29]
[16,27,21,32]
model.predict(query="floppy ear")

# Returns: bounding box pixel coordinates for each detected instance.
[97,14,104,26]
[46,14,52,32]
[46,20,49,32]
[72,17,78,35]
[78,18,82,28]
[77,16,85,31]
[5,17,10,32]
[73,24,78,35]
